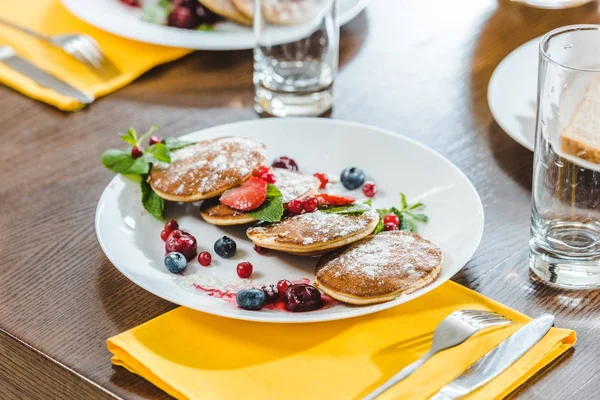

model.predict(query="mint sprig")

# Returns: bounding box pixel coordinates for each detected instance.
[374,193,428,233]
[101,126,194,219]
[319,203,371,215]
[248,184,284,222]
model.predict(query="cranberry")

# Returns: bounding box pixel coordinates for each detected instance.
[384,222,398,231]
[237,262,253,279]
[288,199,304,215]
[253,245,268,255]
[149,135,161,145]
[277,280,291,297]
[272,156,298,171]
[119,0,140,7]
[302,196,318,213]
[160,229,171,241]
[131,146,143,159]
[383,214,400,227]
[164,219,179,232]
[168,6,199,29]
[284,284,323,312]
[259,172,276,184]
[313,172,329,189]
[198,251,212,266]
[362,182,377,198]
[262,284,279,303]
[195,3,219,24]
[165,230,197,260]
[256,165,271,177]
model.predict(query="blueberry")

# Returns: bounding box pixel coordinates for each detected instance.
[340,167,365,190]
[236,289,265,310]
[164,252,187,273]
[214,236,237,258]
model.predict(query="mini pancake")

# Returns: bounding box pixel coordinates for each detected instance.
[232,0,321,25]
[246,208,380,256]
[149,137,266,202]
[200,169,320,225]
[315,231,442,305]
[199,0,253,25]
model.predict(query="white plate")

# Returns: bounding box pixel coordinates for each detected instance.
[488,36,540,151]
[61,0,369,50]
[95,118,484,323]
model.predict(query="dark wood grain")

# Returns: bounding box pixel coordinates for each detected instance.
[1,0,599,399]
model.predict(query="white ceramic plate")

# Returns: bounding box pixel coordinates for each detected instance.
[488,36,539,151]
[61,0,369,50]
[95,118,484,323]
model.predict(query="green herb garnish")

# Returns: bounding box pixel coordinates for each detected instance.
[374,193,428,233]
[319,203,371,215]
[248,184,284,222]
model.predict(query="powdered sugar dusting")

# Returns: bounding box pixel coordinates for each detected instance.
[274,169,320,203]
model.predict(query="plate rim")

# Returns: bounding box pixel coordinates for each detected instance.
[95,118,485,323]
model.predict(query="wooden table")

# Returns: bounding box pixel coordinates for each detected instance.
[2,1,600,398]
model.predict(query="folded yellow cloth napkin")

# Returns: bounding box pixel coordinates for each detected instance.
[107,282,575,400]
[0,0,191,111]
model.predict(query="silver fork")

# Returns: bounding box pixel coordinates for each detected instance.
[363,309,512,400]
[0,17,111,72]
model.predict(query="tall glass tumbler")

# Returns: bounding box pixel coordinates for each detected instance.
[530,25,600,288]
[253,0,338,117]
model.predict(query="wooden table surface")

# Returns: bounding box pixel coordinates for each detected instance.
[2,0,600,398]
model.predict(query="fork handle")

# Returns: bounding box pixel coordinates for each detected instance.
[363,351,434,400]
[0,17,49,41]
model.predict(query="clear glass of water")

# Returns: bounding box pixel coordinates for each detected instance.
[530,25,600,288]
[253,0,338,117]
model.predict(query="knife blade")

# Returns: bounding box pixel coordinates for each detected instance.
[0,45,94,104]
[430,314,555,400]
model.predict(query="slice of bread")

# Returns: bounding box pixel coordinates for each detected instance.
[560,75,600,164]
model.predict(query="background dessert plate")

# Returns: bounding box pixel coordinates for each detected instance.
[95,118,484,323]
[61,0,370,50]
[488,36,539,151]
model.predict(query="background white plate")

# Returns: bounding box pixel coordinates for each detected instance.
[488,36,539,151]
[95,118,484,323]
[61,0,369,50]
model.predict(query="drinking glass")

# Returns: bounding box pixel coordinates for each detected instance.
[253,0,338,117]
[530,25,600,288]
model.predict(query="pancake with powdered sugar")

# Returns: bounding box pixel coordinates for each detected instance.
[149,137,266,202]
[315,231,442,305]
[233,0,323,25]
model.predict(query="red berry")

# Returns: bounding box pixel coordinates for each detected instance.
[315,193,355,206]
[219,177,268,211]
[253,245,268,255]
[277,279,292,297]
[198,251,212,266]
[362,182,377,198]
[313,172,329,189]
[384,222,398,231]
[168,6,199,29]
[256,165,271,177]
[288,199,304,215]
[272,156,298,171]
[236,262,253,279]
[119,0,140,7]
[383,214,400,227]
[131,146,143,159]
[302,196,319,212]
[165,230,198,260]
[149,135,161,145]
[160,229,171,241]
[164,219,179,231]
[259,172,276,184]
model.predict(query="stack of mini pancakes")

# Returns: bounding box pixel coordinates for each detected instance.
[150,136,442,306]
[199,0,322,26]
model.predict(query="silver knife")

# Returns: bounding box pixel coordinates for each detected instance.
[0,45,94,104]
[430,314,555,400]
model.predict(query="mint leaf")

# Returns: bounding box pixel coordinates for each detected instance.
[146,143,171,163]
[409,201,424,210]
[320,203,371,215]
[407,212,428,222]
[138,125,159,146]
[373,219,384,234]
[363,199,373,207]
[163,137,194,151]
[400,193,408,210]
[400,218,414,232]
[197,24,214,31]
[248,184,284,222]
[119,128,138,146]
[141,178,164,219]
[376,208,389,218]
[101,149,136,173]
[127,157,151,175]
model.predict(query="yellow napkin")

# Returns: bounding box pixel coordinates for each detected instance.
[0,0,191,111]
[107,282,575,400]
